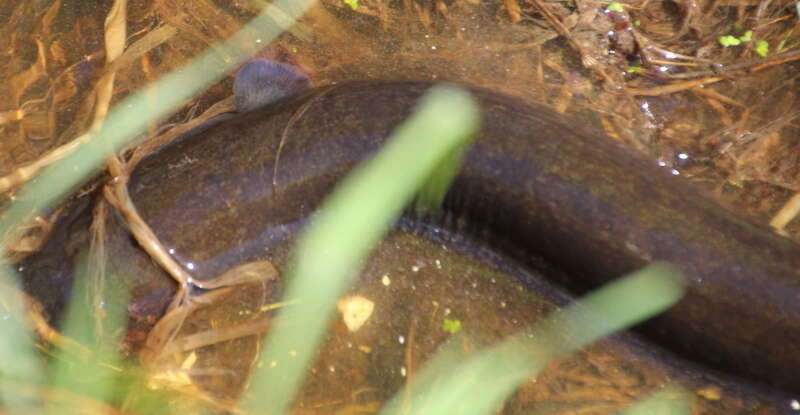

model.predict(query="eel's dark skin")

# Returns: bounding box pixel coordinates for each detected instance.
[16,67,800,400]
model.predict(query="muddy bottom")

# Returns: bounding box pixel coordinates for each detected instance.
[156,222,791,414]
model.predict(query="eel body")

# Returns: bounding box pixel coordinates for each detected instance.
[19,81,800,398]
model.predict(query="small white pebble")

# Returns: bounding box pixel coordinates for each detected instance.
[337,296,375,332]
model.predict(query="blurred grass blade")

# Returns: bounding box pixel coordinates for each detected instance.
[0,0,313,410]
[243,85,480,415]
[617,384,692,415]
[46,252,131,412]
[0,268,43,410]
[414,141,469,213]
[0,0,315,247]
[378,263,685,415]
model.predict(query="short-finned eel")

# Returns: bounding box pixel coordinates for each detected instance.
[18,62,800,395]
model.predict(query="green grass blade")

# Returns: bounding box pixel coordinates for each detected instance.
[414,141,469,213]
[617,384,692,415]
[0,0,315,245]
[243,85,480,415]
[0,265,44,410]
[378,264,685,415]
[0,1,313,410]
[45,253,131,412]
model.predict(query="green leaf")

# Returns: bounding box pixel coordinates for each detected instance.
[344,0,359,10]
[443,318,462,334]
[718,35,741,47]
[755,40,769,57]
[738,30,752,42]
[606,2,624,12]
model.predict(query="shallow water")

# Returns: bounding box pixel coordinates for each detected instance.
[161,224,790,414]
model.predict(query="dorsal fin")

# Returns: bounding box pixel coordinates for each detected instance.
[233,58,311,112]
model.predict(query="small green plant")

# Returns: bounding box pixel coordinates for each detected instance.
[739,30,753,42]
[755,40,770,57]
[343,0,359,10]
[626,64,643,73]
[719,27,766,53]
[442,318,462,334]
[718,35,742,47]
[606,2,624,13]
